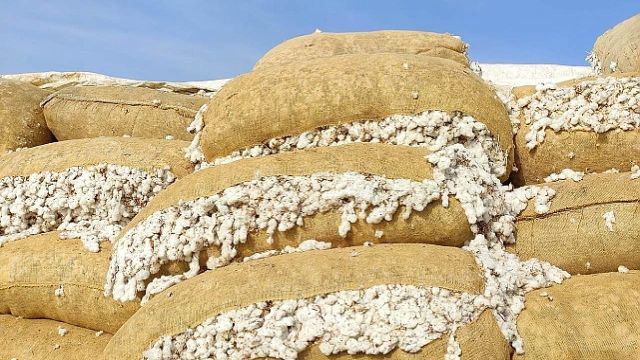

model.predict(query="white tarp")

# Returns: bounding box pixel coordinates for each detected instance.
[0,71,229,95]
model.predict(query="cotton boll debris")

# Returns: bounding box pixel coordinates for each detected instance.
[143,284,488,360]
[586,53,603,75]
[105,172,444,302]
[184,104,208,165]
[543,169,585,183]
[57,327,67,336]
[188,110,508,177]
[603,211,616,232]
[516,76,640,150]
[54,285,64,297]
[0,164,176,252]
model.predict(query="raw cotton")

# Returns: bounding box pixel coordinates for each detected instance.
[187,110,508,178]
[143,284,488,360]
[105,172,444,302]
[0,164,176,252]
[516,76,640,150]
[603,211,616,232]
[630,165,640,179]
[543,169,585,183]
[242,240,332,263]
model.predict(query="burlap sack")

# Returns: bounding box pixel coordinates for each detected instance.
[254,30,470,69]
[0,136,194,178]
[0,232,140,334]
[0,315,111,360]
[0,78,55,154]
[591,14,640,74]
[41,86,208,141]
[200,54,514,180]
[118,144,474,275]
[104,244,510,359]
[512,73,640,185]
[515,271,640,359]
[509,172,640,275]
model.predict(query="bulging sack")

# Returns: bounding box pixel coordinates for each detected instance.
[510,172,640,274]
[0,232,140,334]
[515,271,640,359]
[254,30,470,69]
[0,78,55,154]
[511,73,640,185]
[103,244,510,360]
[590,13,640,74]
[0,315,111,360]
[193,54,513,180]
[0,137,194,252]
[105,143,476,303]
[42,85,208,141]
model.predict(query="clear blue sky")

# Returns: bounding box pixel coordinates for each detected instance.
[1,1,638,81]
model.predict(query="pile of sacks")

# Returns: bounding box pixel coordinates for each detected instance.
[0,26,639,360]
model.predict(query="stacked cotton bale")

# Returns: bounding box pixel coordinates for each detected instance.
[0,78,55,154]
[104,245,512,360]
[254,30,471,69]
[589,13,640,74]
[509,172,640,275]
[94,35,586,360]
[41,85,209,141]
[510,73,640,185]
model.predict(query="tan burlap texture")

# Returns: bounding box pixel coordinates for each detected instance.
[509,172,640,275]
[515,271,640,359]
[0,315,111,360]
[0,137,194,178]
[0,78,55,154]
[117,144,474,280]
[511,72,640,185]
[201,54,513,181]
[103,244,510,359]
[254,30,470,69]
[41,85,208,141]
[0,232,140,334]
[592,14,640,74]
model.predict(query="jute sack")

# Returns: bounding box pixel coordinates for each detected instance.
[591,14,640,74]
[0,232,140,334]
[41,85,208,141]
[511,73,640,185]
[200,54,514,180]
[103,244,510,359]
[509,172,640,275]
[515,271,640,359]
[254,30,470,69]
[0,78,55,154]
[0,315,111,360]
[0,136,193,178]
[115,144,473,283]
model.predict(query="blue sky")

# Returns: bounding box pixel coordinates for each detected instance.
[1,1,638,81]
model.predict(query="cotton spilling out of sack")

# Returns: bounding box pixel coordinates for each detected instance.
[0,137,194,252]
[103,244,513,360]
[511,74,640,185]
[187,53,514,181]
